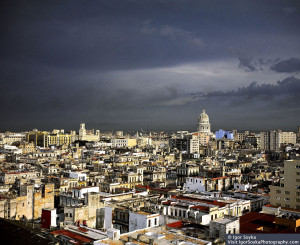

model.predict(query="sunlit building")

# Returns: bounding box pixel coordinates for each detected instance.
[197,109,211,134]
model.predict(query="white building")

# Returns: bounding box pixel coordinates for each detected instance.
[1,133,26,145]
[209,216,240,241]
[189,134,200,153]
[234,183,254,191]
[97,207,113,230]
[72,186,99,199]
[184,177,206,192]
[184,176,232,192]
[68,171,87,182]
[0,145,22,154]
[129,211,159,232]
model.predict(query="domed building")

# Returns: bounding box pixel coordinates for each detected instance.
[197,109,211,134]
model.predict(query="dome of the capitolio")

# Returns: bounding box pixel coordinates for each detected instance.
[199,109,209,122]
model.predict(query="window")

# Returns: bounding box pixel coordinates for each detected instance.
[154,218,157,225]
[296,199,300,202]
[65,213,68,217]
[284,198,290,201]
[276,190,281,194]
[148,219,151,227]
[285,191,290,195]
[211,215,213,220]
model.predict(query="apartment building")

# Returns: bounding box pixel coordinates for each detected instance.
[260,130,296,151]
[269,160,300,210]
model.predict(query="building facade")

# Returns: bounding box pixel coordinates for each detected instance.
[269,160,300,210]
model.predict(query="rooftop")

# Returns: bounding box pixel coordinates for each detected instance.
[99,227,210,245]
[240,212,300,234]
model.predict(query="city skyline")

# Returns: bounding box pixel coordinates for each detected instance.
[0,1,299,132]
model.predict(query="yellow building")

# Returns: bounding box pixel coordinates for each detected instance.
[111,138,137,148]
[28,130,73,147]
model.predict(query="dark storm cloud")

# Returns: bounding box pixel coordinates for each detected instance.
[271,57,300,73]
[202,76,300,107]
[0,0,300,131]
[238,57,257,71]
[1,0,300,71]
[165,76,300,109]
[210,76,300,95]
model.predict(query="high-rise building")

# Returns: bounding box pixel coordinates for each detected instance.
[280,131,297,145]
[260,131,281,151]
[79,123,86,139]
[197,109,211,134]
[269,160,300,210]
[260,130,296,151]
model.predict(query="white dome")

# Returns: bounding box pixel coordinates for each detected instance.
[199,109,209,122]
[197,109,211,133]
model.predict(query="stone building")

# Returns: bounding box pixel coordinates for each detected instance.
[78,123,100,142]
[209,216,239,241]
[64,192,102,228]
[0,183,54,220]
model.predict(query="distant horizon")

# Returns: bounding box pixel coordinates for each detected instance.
[0,122,298,135]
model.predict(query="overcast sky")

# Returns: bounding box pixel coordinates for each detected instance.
[0,0,300,132]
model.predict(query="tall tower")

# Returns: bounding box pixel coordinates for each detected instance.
[79,123,86,140]
[197,109,211,134]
